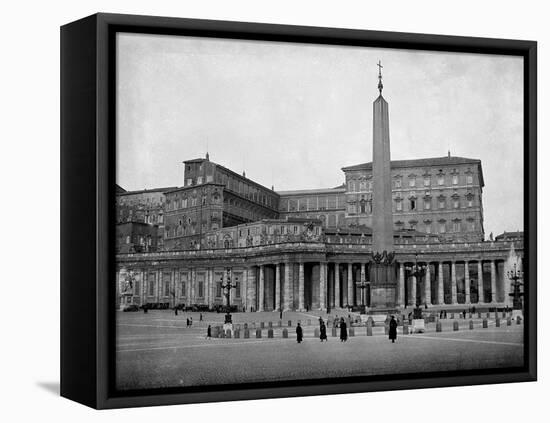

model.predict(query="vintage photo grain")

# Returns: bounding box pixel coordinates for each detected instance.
[114,33,525,391]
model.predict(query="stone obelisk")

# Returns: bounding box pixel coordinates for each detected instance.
[370,61,397,309]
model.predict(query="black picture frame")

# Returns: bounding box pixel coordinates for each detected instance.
[60,12,537,409]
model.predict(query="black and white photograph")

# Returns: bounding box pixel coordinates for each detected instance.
[114,32,527,391]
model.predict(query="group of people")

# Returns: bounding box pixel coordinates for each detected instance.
[295,316,398,343]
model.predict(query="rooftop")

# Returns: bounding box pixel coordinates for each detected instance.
[341,156,481,172]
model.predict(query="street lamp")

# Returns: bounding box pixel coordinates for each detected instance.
[507,263,524,311]
[355,278,370,314]
[220,267,238,324]
[405,253,426,314]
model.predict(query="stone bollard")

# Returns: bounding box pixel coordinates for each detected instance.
[436,321,442,332]
[496,317,500,327]
[267,329,274,338]
[278,320,282,327]
[403,323,409,334]
[507,317,512,326]
[349,327,355,337]
[268,321,273,328]
[282,328,288,338]
[243,323,248,330]
[453,321,459,331]
[244,328,250,338]
[314,328,320,338]
[482,319,488,328]
[288,320,292,327]
[516,316,522,324]
[234,329,240,338]
[260,322,265,329]
[469,320,474,330]
[307,319,312,326]
[256,328,262,338]
[332,327,337,337]
[367,324,373,336]
[226,329,232,338]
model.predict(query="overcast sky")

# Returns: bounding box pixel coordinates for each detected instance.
[116,32,524,238]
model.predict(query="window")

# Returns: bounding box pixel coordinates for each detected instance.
[186,178,193,186]
[395,179,402,188]
[198,281,204,298]
[439,222,446,233]
[452,175,458,185]
[134,280,140,295]
[437,176,444,186]
[424,177,431,187]
[409,222,417,230]
[409,178,416,187]
[163,276,170,296]
[453,199,460,209]
[396,201,403,211]
[294,226,298,234]
[438,199,445,209]
[424,199,431,210]
[180,275,187,297]
[467,175,473,184]
[425,223,432,234]
[409,199,416,211]
[360,199,366,213]
[359,181,366,191]
[216,282,222,297]
[235,281,241,298]
[126,235,130,244]
[453,221,461,232]
[197,176,203,184]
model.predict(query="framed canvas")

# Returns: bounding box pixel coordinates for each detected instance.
[60,13,537,409]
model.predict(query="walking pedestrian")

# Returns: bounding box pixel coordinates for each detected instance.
[206,324,211,339]
[320,322,328,342]
[174,307,178,316]
[296,323,303,343]
[199,313,203,322]
[389,315,397,343]
[339,318,348,342]
[186,318,190,327]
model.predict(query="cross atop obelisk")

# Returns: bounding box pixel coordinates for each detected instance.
[377,60,383,95]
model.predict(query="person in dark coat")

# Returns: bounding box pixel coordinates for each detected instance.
[186,318,190,327]
[206,324,211,339]
[296,323,303,343]
[320,322,327,342]
[389,315,398,343]
[174,307,178,316]
[339,318,348,342]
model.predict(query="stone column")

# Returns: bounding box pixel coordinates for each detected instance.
[334,263,340,308]
[438,262,444,304]
[398,262,405,307]
[451,261,457,305]
[284,263,292,311]
[478,261,485,303]
[425,263,431,306]
[157,269,162,303]
[410,275,417,306]
[208,268,214,308]
[464,261,470,304]
[275,263,281,311]
[360,263,366,303]
[490,260,497,303]
[347,263,353,307]
[319,262,326,310]
[298,262,305,311]
[141,270,147,305]
[171,268,177,307]
[248,266,256,312]
[258,265,265,312]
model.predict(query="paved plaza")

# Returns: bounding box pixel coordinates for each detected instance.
[116,310,524,390]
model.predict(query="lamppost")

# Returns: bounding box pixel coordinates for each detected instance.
[355,278,370,314]
[405,253,426,316]
[220,267,238,324]
[507,263,524,311]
